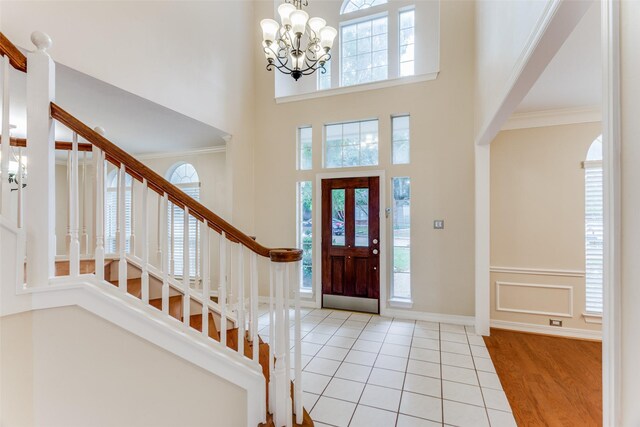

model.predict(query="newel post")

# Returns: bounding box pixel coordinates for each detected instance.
[25,32,55,286]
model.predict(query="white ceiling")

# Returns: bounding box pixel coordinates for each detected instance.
[6,59,228,155]
[515,2,601,113]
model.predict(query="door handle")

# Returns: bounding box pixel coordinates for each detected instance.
[372,249,379,255]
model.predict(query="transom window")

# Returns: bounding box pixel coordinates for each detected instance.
[341,16,389,86]
[324,119,379,168]
[341,0,388,14]
[168,163,200,278]
[399,8,415,76]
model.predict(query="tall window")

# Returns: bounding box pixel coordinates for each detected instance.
[399,8,415,76]
[392,177,411,300]
[325,119,379,168]
[317,59,332,91]
[297,182,313,289]
[298,127,313,170]
[584,136,603,314]
[168,163,200,278]
[341,16,388,86]
[392,115,410,164]
[105,170,132,254]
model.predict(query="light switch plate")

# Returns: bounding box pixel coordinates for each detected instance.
[434,220,445,229]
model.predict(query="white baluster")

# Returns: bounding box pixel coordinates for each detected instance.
[69,132,80,277]
[169,202,175,278]
[273,261,291,427]
[129,177,135,255]
[17,147,24,229]
[195,220,200,288]
[161,193,169,314]
[219,231,228,347]
[237,244,245,356]
[1,54,10,217]
[141,179,149,304]
[183,207,191,325]
[251,252,259,363]
[284,263,292,427]
[118,164,127,292]
[201,221,210,338]
[93,145,105,282]
[294,261,303,424]
[157,195,163,265]
[65,151,71,254]
[25,31,56,286]
[81,150,89,256]
[268,262,275,413]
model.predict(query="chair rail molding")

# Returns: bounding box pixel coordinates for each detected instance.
[490,266,585,278]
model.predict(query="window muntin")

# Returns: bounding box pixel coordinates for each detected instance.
[341,0,388,15]
[298,127,313,170]
[105,171,132,254]
[168,163,200,278]
[392,115,410,164]
[317,59,332,91]
[392,177,411,300]
[341,16,388,87]
[297,181,313,290]
[584,136,603,314]
[324,119,379,168]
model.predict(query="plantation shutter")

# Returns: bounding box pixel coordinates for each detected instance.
[169,184,200,277]
[105,176,131,254]
[584,161,603,313]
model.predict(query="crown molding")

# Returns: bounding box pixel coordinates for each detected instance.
[502,106,602,130]
[135,146,226,161]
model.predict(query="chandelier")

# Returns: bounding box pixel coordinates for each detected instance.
[260,0,337,81]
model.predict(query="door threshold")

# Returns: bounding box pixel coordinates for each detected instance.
[323,294,379,314]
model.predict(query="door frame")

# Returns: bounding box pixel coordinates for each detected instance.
[314,170,387,313]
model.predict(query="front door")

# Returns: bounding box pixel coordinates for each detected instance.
[321,177,380,313]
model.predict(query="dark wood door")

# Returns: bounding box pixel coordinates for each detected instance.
[322,177,380,308]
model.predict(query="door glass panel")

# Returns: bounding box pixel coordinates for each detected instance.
[332,189,345,246]
[355,188,369,247]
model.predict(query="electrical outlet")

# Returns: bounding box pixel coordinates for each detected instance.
[434,220,445,229]
[549,319,563,327]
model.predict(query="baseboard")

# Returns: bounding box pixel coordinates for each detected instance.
[382,307,475,326]
[490,319,602,341]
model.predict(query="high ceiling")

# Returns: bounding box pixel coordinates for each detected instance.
[515,2,601,113]
[6,59,228,155]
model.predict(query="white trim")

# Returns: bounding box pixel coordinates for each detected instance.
[583,312,603,325]
[276,73,439,104]
[502,106,602,131]
[495,281,574,318]
[388,298,413,309]
[474,144,491,336]
[490,266,585,278]
[491,319,602,341]
[135,146,226,161]
[384,307,474,326]
[601,0,621,424]
[314,170,387,313]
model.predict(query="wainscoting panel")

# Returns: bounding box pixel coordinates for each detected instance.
[496,281,574,317]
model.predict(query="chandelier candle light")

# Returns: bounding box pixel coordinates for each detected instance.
[261,0,337,81]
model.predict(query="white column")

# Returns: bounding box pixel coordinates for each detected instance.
[93,144,105,282]
[69,132,80,277]
[272,261,292,427]
[1,54,11,216]
[141,178,149,304]
[182,207,191,325]
[294,260,302,424]
[25,31,56,286]
[268,262,275,413]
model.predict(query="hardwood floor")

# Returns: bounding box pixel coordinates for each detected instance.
[484,328,602,427]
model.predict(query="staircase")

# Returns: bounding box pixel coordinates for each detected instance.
[1,31,311,427]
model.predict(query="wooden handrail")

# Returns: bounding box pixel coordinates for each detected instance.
[0,33,28,73]
[1,136,93,152]
[50,102,302,262]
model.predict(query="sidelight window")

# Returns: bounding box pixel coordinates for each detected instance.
[584,137,603,314]
[297,181,313,290]
[392,177,411,300]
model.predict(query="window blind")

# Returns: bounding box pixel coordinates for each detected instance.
[169,185,200,278]
[585,163,603,313]
[105,186,131,254]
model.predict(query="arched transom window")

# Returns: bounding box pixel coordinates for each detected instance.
[584,136,603,314]
[168,163,201,278]
[341,0,387,14]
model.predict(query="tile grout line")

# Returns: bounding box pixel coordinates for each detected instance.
[439,322,445,427]
[468,327,492,427]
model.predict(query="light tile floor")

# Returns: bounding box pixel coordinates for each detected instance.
[257,306,517,427]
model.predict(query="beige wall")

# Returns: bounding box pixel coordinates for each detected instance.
[620,0,640,423]
[253,0,476,316]
[0,306,246,427]
[490,122,602,331]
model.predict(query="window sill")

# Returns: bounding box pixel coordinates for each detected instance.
[275,72,439,104]
[388,298,413,309]
[582,312,603,324]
